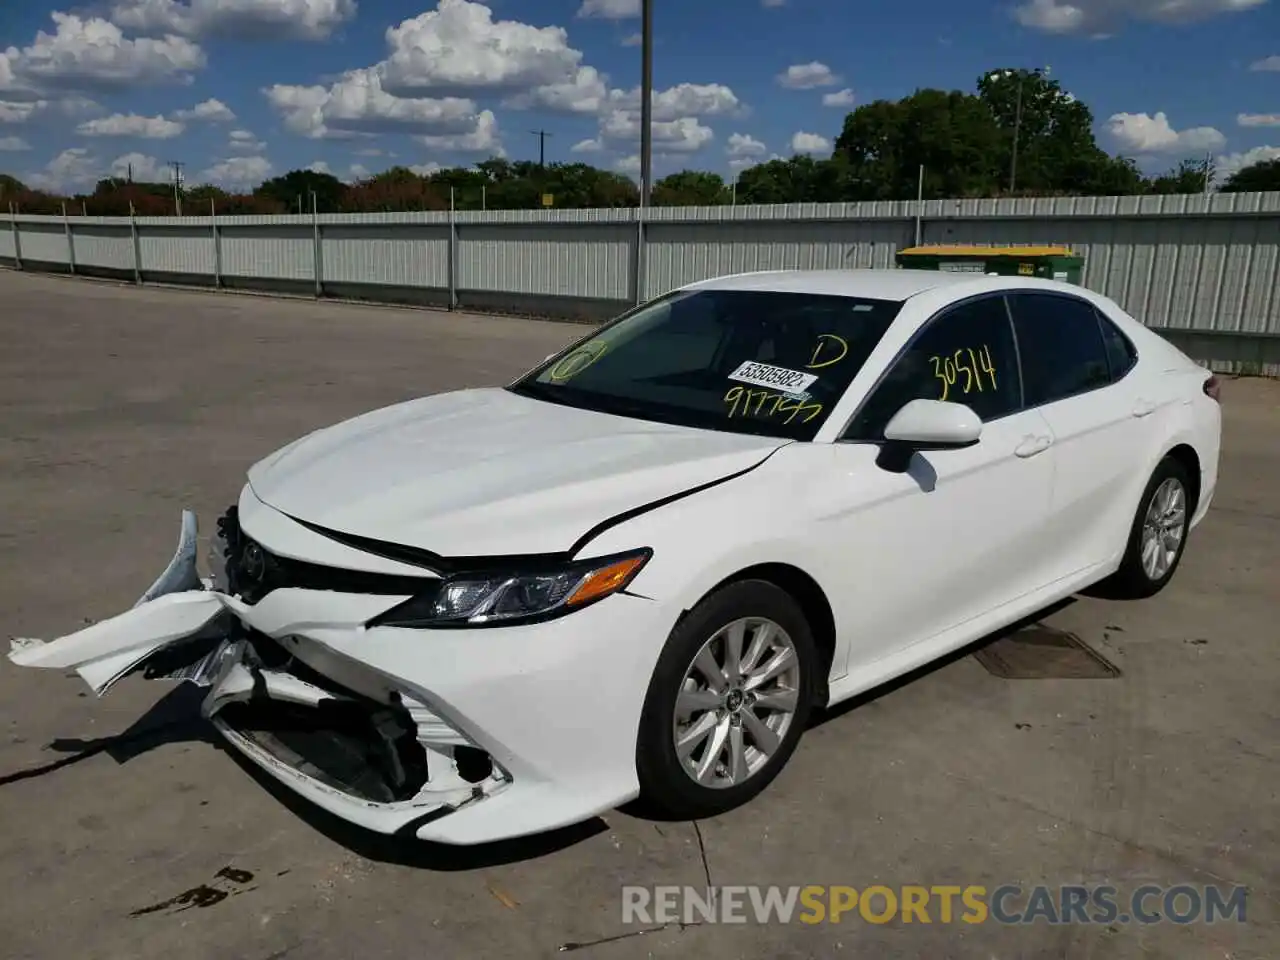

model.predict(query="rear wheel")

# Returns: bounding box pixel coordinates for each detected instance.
[635,580,816,819]
[1104,456,1193,599]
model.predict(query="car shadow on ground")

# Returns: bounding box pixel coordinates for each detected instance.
[0,683,215,788]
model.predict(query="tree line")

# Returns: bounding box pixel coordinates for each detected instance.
[2,68,1278,215]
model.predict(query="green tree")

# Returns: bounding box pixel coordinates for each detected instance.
[1218,156,1280,192]
[0,173,26,199]
[652,170,729,205]
[1147,157,1214,194]
[835,89,1004,200]
[254,169,345,212]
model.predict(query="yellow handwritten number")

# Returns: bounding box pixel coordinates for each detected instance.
[929,344,997,398]
[724,386,822,424]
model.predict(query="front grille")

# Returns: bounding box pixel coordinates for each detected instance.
[217,505,435,604]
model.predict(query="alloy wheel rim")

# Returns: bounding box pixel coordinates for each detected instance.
[672,617,801,790]
[1140,477,1187,581]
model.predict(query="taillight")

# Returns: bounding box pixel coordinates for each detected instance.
[1203,374,1221,402]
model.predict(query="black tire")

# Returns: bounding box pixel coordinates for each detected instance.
[1103,456,1194,600]
[635,579,817,820]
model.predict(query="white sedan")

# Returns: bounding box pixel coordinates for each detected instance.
[9,269,1222,845]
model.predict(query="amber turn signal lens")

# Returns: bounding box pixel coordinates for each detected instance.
[566,554,648,606]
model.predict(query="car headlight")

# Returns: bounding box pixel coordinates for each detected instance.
[367,549,652,628]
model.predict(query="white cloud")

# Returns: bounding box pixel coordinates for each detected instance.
[109,151,169,181]
[822,87,855,107]
[348,162,370,180]
[613,82,743,121]
[614,153,640,174]
[264,69,480,139]
[0,95,98,125]
[307,160,331,173]
[576,0,639,19]
[726,132,766,158]
[620,32,642,45]
[77,112,185,138]
[409,161,442,176]
[1215,145,1280,179]
[1238,112,1280,127]
[109,0,356,41]
[3,13,205,91]
[777,61,840,90]
[378,0,586,98]
[354,147,386,156]
[571,137,602,152]
[414,109,502,153]
[199,154,272,189]
[228,128,266,152]
[0,136,31,151]
[24,147,99,192]
[1107,111,1226,154]
[1250,55,1280,71]
[1014,0,1265,34]
[790,131,831,155]
[600,111,713,153]
[762,0,787,6]
[173,97,234,122]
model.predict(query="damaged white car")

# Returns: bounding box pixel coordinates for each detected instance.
[10,269,1221,845]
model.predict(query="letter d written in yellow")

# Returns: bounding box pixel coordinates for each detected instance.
[799,886,826,924]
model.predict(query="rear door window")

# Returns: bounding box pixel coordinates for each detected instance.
[1006,293,1112,407]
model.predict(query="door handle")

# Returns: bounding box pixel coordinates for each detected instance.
[1014,435,1052,458]
[1132,398,1156,418]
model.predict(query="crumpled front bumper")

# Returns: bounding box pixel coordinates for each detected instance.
[9,508,670,845]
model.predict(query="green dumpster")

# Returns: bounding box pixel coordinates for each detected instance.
[895,245,1084,285]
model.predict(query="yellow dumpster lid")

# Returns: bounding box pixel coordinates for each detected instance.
[898,244,1075,257]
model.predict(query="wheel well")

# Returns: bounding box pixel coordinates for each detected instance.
[697,563,837,705]
[1164,443,1201,517]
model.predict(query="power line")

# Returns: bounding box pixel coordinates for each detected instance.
[530,129,553,167]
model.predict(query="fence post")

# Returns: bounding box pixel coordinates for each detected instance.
[129,201,142,284]
[633,205,646,305]
[63,202,76,275]
[448,187,458,310]
[311,191,323,298]
[8,203,22,270]
[211,198,221,289]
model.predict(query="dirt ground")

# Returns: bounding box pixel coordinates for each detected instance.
[0,271,1276,960]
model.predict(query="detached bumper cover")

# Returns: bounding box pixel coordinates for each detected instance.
[8,509,669,845]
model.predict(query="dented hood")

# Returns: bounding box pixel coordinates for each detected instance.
[246,387,786,557]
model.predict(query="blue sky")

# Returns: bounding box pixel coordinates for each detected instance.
[1,0,1277,193]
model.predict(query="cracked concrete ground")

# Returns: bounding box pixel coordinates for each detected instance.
[0,270,1276,960]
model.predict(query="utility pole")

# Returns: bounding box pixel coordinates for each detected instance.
[639,0,653,208]
[1008,66,1046,194]
[530,129,553,167]
[169,160,185,215]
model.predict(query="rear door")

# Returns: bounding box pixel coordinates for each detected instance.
[1005,291,1154,577]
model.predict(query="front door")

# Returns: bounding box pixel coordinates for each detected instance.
[821,293,1058,676]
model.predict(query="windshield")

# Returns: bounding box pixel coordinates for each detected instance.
[509,287,903,441]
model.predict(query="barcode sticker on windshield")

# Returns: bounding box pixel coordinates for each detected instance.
[728,361,818,396]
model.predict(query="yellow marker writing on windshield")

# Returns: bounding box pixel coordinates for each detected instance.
[807,333,849,370]
[724,386,823,424]
[548,342,608,382]
[930,344,996,401]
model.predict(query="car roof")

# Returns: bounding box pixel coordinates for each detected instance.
[683,268,1099,305]
[684,268,982,301]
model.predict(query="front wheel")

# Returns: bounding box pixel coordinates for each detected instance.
[1104,456,1194,599]
[635,580,816,820]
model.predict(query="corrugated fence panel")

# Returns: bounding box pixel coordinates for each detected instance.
[456,224,631,298]
[16,224,69,264]
[138,225,216,276]
[322,225,449,288]
[73,226,134,270]
[644,220,910,299]
[219,227,314,281]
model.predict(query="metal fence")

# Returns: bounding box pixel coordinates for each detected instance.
[3,191,1279,373]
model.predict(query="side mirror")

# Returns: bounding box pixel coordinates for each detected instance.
[877,399,981,473]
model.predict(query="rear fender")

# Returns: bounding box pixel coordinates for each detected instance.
[7,510,235,696]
